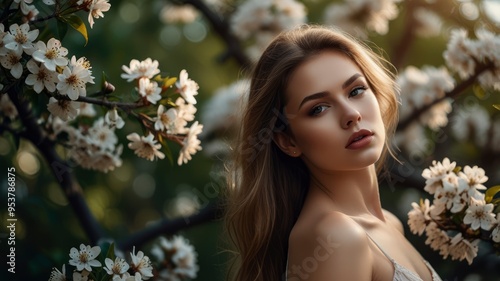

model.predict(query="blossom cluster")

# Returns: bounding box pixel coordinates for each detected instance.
[444,28,500,91]
[0,22,96,100]
[408,158,500,265]
[46,114,123,173]
[120,59,203,165]
[200,79,249,156]
[230,0,306,59]
[150,236,199,281]
[0,1,204,170]
[323,0,400,38]
[49,236,198,281]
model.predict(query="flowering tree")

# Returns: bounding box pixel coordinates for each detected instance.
[1,0,499,280]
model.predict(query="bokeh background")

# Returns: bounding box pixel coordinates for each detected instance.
[1,0,500,280]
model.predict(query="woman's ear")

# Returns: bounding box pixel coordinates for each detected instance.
[273,131,302,157]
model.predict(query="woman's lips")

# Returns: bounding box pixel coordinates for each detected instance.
[345,129,374,149]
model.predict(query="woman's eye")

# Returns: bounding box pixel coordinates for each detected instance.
[349,86,367,98]
[309,105,329,116]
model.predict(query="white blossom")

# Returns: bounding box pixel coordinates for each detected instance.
[201,79,248,139]
[444,29,476,79]
[104,257,129,276]
[112,272,142,281]
[57,58,94,100]
[121,58,160,82]
[127,133,165,161]
[421,158,456,195]
[68,244,102,272]
[324,0,399,38]
[32,38,68,71]
[25,59,58,93]
[0,23,8,56]
[175,97,197,123]
[11,0,34,15]
[448,233,479,265]
[48,264,66,281]
[397,65,454,130]
[408,199,430,235]
[78,0,111,28]
[3,23,39,55]
[459,165,488,192]
[72,270,90,281]
[230,0,306,56]
[137,78,162,104]
[154,105,180,133]
[47,97,80,121]
[463,197,495,231]
[434,174,468,213]
[104,108,125,129]
[87,118,118,151]
[43,0,55,5]
[129,246,154,280]
[491,217,500,243]
[0,94,19,120]
[413,8,442,37]
[0,49,23,78]
[419,99,452,131]
[424,222,450,256]
[151,236,199,280]
[175,69,199,104]
[178,121,203,165]
[79,102,96,117]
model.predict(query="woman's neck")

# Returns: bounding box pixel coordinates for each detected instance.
[308,164,385,221]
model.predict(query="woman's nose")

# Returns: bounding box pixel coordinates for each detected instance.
[341,105,361,129]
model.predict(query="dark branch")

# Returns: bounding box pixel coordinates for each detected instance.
[391,0,417,70]
[7,83,105,245]
[54,93,145,111]
[117,200,223,251]
[180,0,251,68]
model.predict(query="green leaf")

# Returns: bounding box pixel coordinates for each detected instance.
[63,14,88,45]
[485,185,500,203]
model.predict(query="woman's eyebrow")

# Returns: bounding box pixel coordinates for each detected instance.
[298,73,364,110]
[342,73,363,89]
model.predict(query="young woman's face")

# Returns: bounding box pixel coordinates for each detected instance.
[281,50,386,172]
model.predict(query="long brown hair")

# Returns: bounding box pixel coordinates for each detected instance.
[225,24,399,281]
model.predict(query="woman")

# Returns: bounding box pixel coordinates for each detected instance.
[225,25,441,281]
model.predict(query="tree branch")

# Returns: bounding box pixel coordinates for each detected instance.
[117,200,223,251]
[54,93,145,111]
[180,0,251,68]
[7,84,105,245]
[391,0,417,70]
[397,62,494,131]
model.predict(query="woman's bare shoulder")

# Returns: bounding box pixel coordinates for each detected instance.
[287,211,372,281]
[290,211,365,244]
